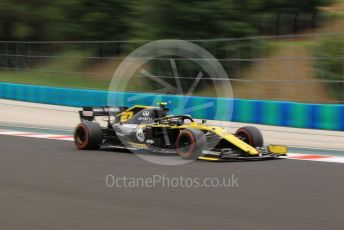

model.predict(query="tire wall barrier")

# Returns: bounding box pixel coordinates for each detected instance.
[1,83,343,131]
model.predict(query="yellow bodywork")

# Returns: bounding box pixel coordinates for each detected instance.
[198,156,221,161]
[149,121,260,155]
[119,105,151,122]
[267,145,288,155]
[117,105,286,156]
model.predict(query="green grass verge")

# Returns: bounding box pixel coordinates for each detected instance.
[0,71,110,90]
[0,50,112,90]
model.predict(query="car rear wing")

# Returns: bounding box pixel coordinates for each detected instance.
[79,106,128,122]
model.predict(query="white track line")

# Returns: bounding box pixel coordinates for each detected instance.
[0,130,74,141]
[284,153,344,164]
[0,129,343,163]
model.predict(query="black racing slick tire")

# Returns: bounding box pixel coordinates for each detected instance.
[176,128,206,160]
[235,126,263,147]
[74,122,103,150]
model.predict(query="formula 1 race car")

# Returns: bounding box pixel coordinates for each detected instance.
[73,103,287,161]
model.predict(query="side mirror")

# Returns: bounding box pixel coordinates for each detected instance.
[202,119,207,124]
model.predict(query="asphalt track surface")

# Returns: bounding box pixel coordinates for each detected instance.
[1,135,343,230]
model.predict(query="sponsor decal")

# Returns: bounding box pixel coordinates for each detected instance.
[138,111,152,121]
[82,111,93,117]
[138,117,152,121]
[146,139,154,144]
[136,129,145,142]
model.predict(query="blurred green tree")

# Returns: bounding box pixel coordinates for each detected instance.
[0,0,332,41]
[129,0,333,40]
[53,0,131,41]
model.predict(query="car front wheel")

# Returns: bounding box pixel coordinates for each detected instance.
[176,128,206,160]
[235,126,263,147]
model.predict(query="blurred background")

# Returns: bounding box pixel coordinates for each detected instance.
[0,0,343,103]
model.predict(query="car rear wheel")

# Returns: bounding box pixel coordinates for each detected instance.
[74,122,103,150]
[235,126,263,147]
[176,128,206,160]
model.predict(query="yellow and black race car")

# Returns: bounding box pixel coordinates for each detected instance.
[74,103,287,161]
